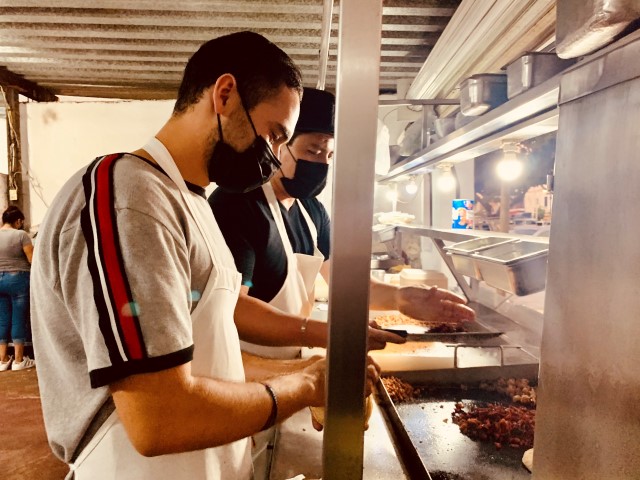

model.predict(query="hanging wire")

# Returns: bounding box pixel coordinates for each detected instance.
[0,85,49,208]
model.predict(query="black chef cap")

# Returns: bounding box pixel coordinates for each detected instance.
[295,87,335,135]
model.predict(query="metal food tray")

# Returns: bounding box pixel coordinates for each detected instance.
[377,364,538,480]
[372,224,398,244]
[444,237,517,279]
[472,241,548,296]
[505,52,574,99]
[459,73,508,116]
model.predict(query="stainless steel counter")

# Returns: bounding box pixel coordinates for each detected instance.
[268,303,408,479]
[269,400,408,480]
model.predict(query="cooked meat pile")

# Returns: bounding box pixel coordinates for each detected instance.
[452,402,536,450]
[427,323,467,333]
[381,376,421,402]
[479,377,537,405]
[374,313,468,333]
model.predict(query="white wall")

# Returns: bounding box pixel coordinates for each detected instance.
[22,100,174,228]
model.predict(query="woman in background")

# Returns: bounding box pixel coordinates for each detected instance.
[0,206,35,371]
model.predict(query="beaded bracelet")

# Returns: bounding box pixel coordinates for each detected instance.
[300,317,311,348]
[260,383,278,431]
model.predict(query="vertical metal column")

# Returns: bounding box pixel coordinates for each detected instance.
[499,181,509,233]
[322,1,382,479]
[3,87,24,214]
[534,31,640,478]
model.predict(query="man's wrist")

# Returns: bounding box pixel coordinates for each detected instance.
[300,317,312,348]
[392,284,402,310]
[260,382,278,431]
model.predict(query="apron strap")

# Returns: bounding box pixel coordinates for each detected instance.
[143,137,219,265]
[262,182,296,258]
[295,200,319,251]
[262,182,322,257]
[67,411,119,477]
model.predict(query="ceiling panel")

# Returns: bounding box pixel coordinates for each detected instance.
[0,0,461,100]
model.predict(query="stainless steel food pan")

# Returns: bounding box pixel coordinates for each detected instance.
[372,224,397,243]
[370,254,403,270]
[472,241,548,296]
[460,73,508,116]
[506,52,574,99]
[444,237,517,279]
[434,116,456,139]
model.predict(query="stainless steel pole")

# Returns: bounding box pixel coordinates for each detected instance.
[322,1,382,478]
[316,0,333,90]
[499,181,509,233]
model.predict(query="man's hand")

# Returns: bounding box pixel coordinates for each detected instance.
[396,285,476,324]
[368,320,406,351]
[310,355,380,432]
[301,356,326,407]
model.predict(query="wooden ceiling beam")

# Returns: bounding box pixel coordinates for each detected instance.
[0,67,58,102]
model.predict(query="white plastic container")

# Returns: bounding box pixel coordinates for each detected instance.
[399,269,448,289]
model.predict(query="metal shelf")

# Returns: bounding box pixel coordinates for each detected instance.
[378,72,561,182]
[394,224,550,245]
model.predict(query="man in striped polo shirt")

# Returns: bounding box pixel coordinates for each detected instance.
[31,32,379,480]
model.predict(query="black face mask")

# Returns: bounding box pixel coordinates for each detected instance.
[280,147,329,198]
[208,107,281,193]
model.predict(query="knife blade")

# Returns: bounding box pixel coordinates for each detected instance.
[382,328,503,341]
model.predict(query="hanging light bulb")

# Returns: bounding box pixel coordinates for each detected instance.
[436,163,456,192]
[405,177,419,195]
[497,142,524,182]
[385,187,398,203]
[385,184,398,212]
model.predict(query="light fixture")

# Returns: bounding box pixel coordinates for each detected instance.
[385,184,398,211]
[405,176,419,195]
[436,163,456,192]
[496,142,523,182]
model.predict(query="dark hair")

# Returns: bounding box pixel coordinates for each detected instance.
[288,131,302,146]
[2,206,24,225]
[173,31,303,115]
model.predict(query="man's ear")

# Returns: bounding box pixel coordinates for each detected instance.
[212,74,238,116]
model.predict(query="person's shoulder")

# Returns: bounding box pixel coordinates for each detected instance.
[300,197,328,216]
[112,156,192,218]
[208,185,265,212]
[111,154,183,211]
[113,153,173,190]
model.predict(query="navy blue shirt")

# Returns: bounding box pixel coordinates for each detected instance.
[208,187,331,303]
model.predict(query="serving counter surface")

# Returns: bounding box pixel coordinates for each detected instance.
[269,399,408,480]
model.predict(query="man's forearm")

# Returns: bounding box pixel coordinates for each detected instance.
[111,363,320,457]
[234,293,327,348]
[368,277,399,311]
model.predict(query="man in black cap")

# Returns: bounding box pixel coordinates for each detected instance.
[209,87,405,364]
[209,88,474,363]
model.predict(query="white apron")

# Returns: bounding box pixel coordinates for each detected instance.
[240,182,325,360]
[68,139,252,480]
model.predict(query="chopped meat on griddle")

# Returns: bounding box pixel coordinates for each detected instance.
[381,376,421,402]
[452,402,536,449]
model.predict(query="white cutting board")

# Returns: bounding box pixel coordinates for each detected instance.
[369,341,455,372]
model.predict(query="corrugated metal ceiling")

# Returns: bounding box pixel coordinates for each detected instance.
[0,0,461,100]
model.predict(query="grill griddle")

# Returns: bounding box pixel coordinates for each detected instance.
[377,366,536,480]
